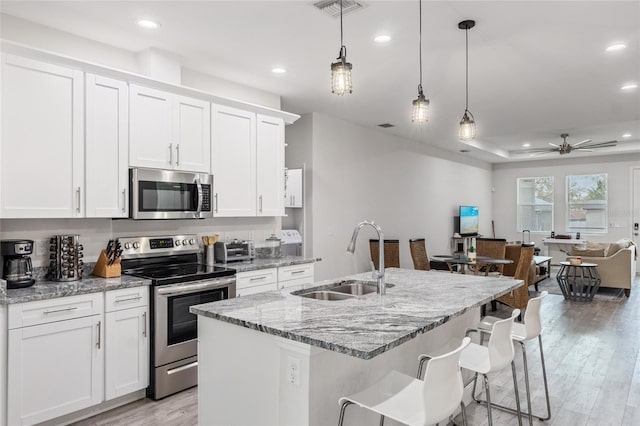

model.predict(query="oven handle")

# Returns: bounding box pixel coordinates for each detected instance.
[156,277,236,296]
[194,177,203,218]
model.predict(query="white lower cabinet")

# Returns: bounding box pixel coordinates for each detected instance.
[278,263,315,289]
[105,287,149,401]
[236,268,278,297]
[7,314,103,425]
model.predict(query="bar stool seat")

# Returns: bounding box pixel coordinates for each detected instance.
[338,337,471,426]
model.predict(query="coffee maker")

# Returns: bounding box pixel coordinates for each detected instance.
[1,240,36,289]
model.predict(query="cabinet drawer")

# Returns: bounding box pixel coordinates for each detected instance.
[278,263,314,282]
[105,287,149,312]
[279,276,314,289]
[236,283,277,297]
[236,268,277,290]
[8,292,104,329]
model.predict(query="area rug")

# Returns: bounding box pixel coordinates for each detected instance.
[534,275,626,302]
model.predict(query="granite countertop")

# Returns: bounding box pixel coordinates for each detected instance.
[191,268,523,360]
[0,275,151,305]
[215,256,320,273]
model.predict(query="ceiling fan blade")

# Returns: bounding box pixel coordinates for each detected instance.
[572,139,592,147]
[574,148,593,152]
[581,141,617,148]
[548,142,560,148]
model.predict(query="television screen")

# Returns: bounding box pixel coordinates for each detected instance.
[459,206,479,236]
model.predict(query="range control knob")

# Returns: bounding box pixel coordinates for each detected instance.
[175,240,181,246]
[188,238,195,245]
[182,239,188,246]
[124,242,131,249]
[132,242,140,249]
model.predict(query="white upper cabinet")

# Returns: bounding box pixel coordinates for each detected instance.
[1,54,84,218]
[256,114,285,216]
[211,104,257,217]
[285,168,303,208]
[130,84,210,173]
[85,74,129,218]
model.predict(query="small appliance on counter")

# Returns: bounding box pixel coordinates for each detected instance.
[48,235,84,282]
[214,239,255,263]
[281,229,303,257]
[259,234,282,259]
[1,239,35,289]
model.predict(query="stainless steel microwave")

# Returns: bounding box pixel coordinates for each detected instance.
[130,168,213,219]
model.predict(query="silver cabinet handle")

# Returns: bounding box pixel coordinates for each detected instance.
[96,321,101,349]
[259,195,263,212]
[293,195,296,205]
[122,188,127,213]
[291,270,305,275]
[250,276,267,282]
[115,296,142,303]
[44,306,78,315]
[76,187,81,213]
[169,143,173,165]
[214,193,219,213]
[142,311,147,337]
[176,144,180,166]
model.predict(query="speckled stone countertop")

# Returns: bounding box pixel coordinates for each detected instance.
[0,275,151,305]
[191,268,523,360]
[214,256,320,273]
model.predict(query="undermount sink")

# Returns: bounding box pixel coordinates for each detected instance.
[293,280,395,301]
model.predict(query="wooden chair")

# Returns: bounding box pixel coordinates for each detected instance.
[409,238,431,271]
[476,238,507,275]
[369,239,400,269]
[498,245,535,310]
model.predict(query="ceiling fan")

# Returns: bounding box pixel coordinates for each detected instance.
[519,133,617,155]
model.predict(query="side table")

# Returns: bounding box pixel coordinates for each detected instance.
[556,262,601,301]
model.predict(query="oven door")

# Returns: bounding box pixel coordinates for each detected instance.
[130,168,213,219]
[154,277,236,367]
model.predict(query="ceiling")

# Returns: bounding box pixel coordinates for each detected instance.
[2,0,639,163]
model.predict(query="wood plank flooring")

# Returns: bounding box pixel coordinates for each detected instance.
[72,275,640,426]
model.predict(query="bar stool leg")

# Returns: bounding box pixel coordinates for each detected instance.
[460,401,467,426]
[471,372,481,403]
[511,361,523,426]
[337,400,353,426]
[483,374,493,426]
[539,335,552,420]
[519,341,533,426]
[379,414,385,425]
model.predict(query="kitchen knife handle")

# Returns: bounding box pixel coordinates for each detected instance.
[169,143,173,165]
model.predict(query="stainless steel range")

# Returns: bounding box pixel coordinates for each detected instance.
[120,234,236,400]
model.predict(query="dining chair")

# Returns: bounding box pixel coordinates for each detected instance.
[476,291,551,426]
[409,238,430,271]
[338,337,471,426]
[497,245,535,310]
[476,238,507,275]
[369,239,400,269]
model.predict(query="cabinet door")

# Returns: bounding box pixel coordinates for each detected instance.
[129,84,173,169]
[174,96,211,173]
[105,306,149,400]
[256,115,284,216]
[7,315,103,425]
[211,104,256,216]
[85,74,129,218]
[285,168,303,208]
[1,54,84,218]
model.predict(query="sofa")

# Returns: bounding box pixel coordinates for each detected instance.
[568,238,637,296]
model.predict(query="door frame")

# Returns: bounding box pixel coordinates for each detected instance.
[631,167,640,275]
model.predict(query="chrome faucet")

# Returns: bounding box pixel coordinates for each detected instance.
[346,220,386,295]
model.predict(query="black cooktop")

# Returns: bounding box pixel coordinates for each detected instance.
[123,262,236,286]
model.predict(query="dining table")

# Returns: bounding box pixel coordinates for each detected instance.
[432,255,513,275]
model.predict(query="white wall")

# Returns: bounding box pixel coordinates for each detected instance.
[492,153,640,248]
[298,113,494,281]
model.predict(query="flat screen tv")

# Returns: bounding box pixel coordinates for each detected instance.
[459,206,479,236]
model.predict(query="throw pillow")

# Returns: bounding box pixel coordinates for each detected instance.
[608,238,632,257]
[571,247,605,257]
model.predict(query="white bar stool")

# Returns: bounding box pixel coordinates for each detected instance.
[337,337,471,426]
[476,291,551,425]
[420,309,523,426]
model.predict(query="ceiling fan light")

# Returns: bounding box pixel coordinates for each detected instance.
[411,87,429,123]
[331,57,353,95]
[458,110,476,141]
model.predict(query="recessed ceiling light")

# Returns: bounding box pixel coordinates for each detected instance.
[522,143,531,147]
[622,133,632,138]
[271,67,287,74]
[374,34,391,43]
[621,83,638,91]
[137,19,159,29]
[605,43,627,52]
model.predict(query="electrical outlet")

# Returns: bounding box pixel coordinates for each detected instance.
[36,239,48,256]
[287,356,300,386]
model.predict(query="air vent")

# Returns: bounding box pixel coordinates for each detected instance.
[377,123,395,128]
[313,0,366,17]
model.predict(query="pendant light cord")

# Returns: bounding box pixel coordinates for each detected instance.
[419,0,423,91]
[465,27,469,110]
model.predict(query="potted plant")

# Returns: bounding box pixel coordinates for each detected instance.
[468,245,476,261]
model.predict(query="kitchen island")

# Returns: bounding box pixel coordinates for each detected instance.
[191,268,523,425]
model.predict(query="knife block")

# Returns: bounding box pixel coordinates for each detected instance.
[92,250,121,278]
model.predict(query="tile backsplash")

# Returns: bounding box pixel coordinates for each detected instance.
[0,216,281,268]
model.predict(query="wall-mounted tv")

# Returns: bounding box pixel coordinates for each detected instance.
[459,206,479,236]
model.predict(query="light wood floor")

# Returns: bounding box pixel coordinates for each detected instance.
[72,275,640,426]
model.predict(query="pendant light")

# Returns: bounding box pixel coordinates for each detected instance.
[411,0,430,123]
[331,0,352,95]
[458,19,476,141]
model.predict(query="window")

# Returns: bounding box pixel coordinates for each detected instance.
[566,174,608,233]
[517,177,554,232]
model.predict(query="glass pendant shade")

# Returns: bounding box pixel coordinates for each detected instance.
[411,90,429,123]
[458,110,476,141]
[331,56,353,96]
